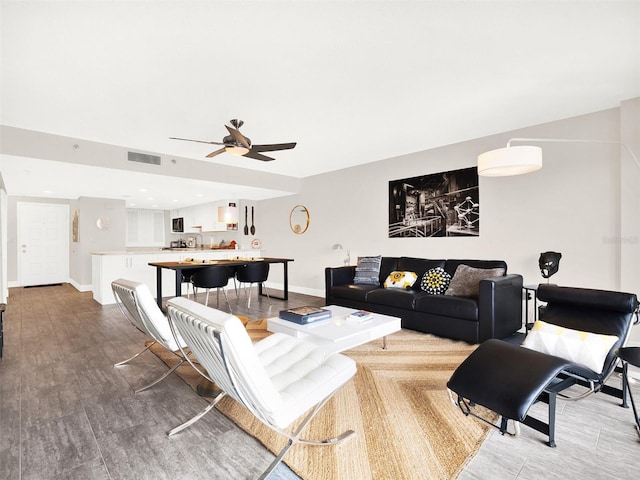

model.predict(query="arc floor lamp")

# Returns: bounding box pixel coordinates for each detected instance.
[477,137,640,177]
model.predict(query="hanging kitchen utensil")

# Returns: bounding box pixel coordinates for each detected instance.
[244,206,249,235]
[251,206,256,235]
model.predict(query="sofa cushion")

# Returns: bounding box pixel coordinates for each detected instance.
[383,271,418,289]
[444,264,506,297]
[330,284,378,302]
[367,288,420,310]
[420,267,452,294]
[354,255,382,285]
[379,257,400,285]
[397,257,446,291]
[414,294,479,321]
[443,259,507,278]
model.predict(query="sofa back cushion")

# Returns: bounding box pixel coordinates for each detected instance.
[379,257,400,285]
[354,255,383,285]
[397,257,446,291]
[444,264,506,297]
[443,259,507,278]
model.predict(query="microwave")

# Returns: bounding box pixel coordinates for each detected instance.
[172,217,184,233]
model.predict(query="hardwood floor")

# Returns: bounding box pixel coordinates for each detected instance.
[1,283,639,479]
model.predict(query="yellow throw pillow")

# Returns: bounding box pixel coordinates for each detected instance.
[522,320,619,374]
[383,271,418,289]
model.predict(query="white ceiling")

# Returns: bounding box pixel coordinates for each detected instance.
[2,1,639,209]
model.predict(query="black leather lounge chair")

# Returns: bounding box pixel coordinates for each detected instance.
[447,284,639,447]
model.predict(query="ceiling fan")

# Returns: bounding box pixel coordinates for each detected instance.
[170,119,296,162]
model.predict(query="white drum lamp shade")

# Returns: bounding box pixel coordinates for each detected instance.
[217,206,239,224]
[477,145,542,177]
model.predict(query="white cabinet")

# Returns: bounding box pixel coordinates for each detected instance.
[92,249,262,305]
[171,201,237,233]
[92,253,157,305]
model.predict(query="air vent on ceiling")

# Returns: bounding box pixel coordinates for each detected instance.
[128,151,161,165]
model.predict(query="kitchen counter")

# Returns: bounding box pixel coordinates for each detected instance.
[93,247,254,255]
[91,248,261,304]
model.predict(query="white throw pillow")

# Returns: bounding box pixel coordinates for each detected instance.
[383,271,418,289]
[521,320,619,374]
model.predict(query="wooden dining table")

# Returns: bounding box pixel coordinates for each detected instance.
[148,257,294,308]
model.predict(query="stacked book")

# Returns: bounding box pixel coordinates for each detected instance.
[279,306,332,325]
[347,310,374,322]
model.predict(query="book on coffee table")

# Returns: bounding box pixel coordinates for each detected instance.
[348,310,374,322]
[279,306,332,325]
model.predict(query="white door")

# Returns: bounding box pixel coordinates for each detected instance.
[18,203,69,286]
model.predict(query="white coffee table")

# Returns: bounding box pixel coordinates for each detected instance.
[267,305,401,353]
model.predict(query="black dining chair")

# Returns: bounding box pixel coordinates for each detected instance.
[236,262,270,308]
[181,268,199,299]
[191,266,234,313]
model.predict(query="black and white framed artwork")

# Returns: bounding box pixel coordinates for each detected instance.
[388,167,479,237]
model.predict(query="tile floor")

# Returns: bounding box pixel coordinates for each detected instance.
[1,283,639,479]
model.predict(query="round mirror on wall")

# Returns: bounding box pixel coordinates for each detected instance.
[290,205,310,234]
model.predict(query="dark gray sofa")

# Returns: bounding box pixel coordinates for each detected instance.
[325,257,523,344]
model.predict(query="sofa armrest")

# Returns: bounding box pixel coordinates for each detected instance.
[478,274,523,341]
[325,266,356,303]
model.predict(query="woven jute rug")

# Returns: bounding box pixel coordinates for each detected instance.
[150,320,493,480]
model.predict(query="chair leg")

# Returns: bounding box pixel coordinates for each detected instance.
[257,381,355,480]
[222,288,233,314]
[261,283,271,306]
[135,358,185,393]
[114,341,155,367]
[204,289,210,307]
[168,391,227,436]
[247,283,253,308]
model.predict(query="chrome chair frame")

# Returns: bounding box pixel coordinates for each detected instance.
[112,279,189,393]
[166,297,356,479]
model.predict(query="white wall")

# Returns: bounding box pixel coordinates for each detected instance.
[70,197,127,290]
[258,107,640,342]
[2,105,638,343]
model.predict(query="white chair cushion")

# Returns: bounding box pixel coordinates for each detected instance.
[114,278,186,352]
[254,334,357,428]
[167,298,283,413]
[167,297,357,430]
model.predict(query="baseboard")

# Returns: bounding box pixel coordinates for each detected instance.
[264,282,324,299]
[69,279,92,293]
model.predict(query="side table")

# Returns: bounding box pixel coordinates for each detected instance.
[616,347,640,438]
[522,284,538,331]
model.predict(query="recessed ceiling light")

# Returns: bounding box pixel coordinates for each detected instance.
[43,190,52,194]
[140,188,147,192]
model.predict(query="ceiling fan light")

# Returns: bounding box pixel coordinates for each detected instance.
[225,145,250,156]
[477,146,542,176]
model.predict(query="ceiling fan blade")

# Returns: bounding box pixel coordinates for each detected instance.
[225,125,251,149]
[170,136,225,146]
[243,150,276,162]
[250,142,297,153]
[206,147,226,158]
